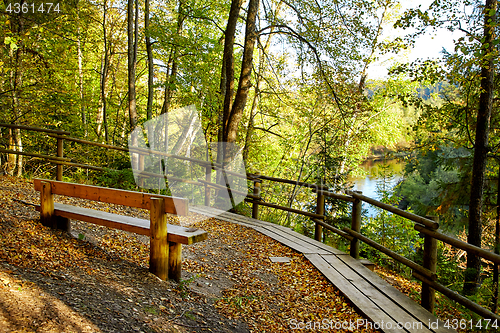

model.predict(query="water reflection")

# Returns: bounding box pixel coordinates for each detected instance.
[348,159,405,217]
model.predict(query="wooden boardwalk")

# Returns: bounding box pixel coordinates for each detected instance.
[190,206,456,333]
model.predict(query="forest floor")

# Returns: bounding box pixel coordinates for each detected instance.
[0,175,379,333]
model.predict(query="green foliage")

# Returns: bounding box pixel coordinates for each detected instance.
[359,164,422,275]
[397,145,472,233]
[142,306,158,315]
[178,274,200,299]
[96,169,137,191]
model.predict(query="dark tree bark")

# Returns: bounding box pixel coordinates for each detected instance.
[223,0,259,145]
[98,0,110,143]
[127,0,138,130]
[145,0,153,120]
[221,0,259,162]
[160,0,185,115]
[492,161,500,312]
[216,0,243,167]
[463,0,496,296]
[9,7,24,176]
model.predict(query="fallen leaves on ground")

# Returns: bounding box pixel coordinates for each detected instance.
[191,218,379,332]
[375,264,479,333]
[0,175,379,332]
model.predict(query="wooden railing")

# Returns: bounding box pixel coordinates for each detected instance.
[1,123,500,321]
[247,173,500,322]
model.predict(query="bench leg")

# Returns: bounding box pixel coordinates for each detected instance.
[149,198,168,280]
[40,181,55,228]
[168,242,182,282]
[56,216,71,233]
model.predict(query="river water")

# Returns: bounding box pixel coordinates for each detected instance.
[348,159,405,217]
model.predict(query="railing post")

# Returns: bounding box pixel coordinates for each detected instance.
[421,215,438,313]
[252,173,261,219]
[138,154,145,187]
[56,137,64,181]
[350,190,362,259]
[205,164,211,206]
[314,186,325,242]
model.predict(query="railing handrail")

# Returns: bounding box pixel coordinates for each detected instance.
[0,123,70,135]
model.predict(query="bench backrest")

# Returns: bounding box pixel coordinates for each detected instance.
[33,179,188,216]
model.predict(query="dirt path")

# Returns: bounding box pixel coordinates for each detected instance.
[0,176,378,332]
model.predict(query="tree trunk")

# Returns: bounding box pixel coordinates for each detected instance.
[127,0,139,170]
[160,0,184,116]
[222,0,259,162]
[6,129,15,176]
[223,0,259,145]
[216,0,242,168]
[9,12,24,177]
[127,0,138,130]
[463,0,496,296]
[492,161,500,312]
[76,2,87,137]
[99,1,110,143]
[145,0,153,120]
[242,2,282,162]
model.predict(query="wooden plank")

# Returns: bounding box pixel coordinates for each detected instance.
[36,203,207,244]
[34,179,188,216]
[149,198,168,280]
[335,255,455,333]
[48,134,129,152]
[48,160,108,172]
[198,207,331,254]
[322,255,433,333]
[199,207,344,255]
[251,226,318,254]
[244,198,325,219]
[193,205,452,332]
[305,254,403,333]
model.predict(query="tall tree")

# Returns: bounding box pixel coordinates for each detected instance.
[464,0,497,295]
[145,0,154,120]
[97,0,110,142]
[218,0,243,165]
[127,0,138,130]
[395,0,499,295]
[222,0,259,155]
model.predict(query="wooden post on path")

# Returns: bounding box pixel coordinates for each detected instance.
[205,164,211,206]
[56,137,64,181]
[314,186,325,242]
[252,173,261,219]
[350,191,362,259]
[421,215,438,313]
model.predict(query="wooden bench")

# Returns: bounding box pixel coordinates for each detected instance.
[33,179,207,282]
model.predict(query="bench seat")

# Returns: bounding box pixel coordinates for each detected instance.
[35,203,207,245]
[34,178,208,281]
